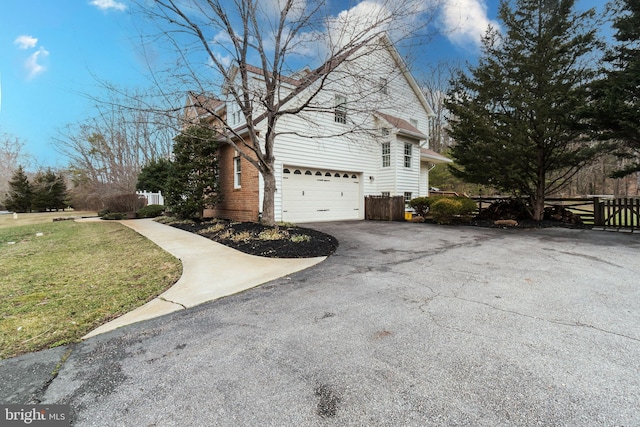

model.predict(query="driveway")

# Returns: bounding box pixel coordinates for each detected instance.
[6,222,640,425]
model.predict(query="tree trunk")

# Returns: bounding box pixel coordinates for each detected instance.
[262,170,276,226]
[532,179,546,221]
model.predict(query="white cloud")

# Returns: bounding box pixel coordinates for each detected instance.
[212,31,233,45]
[439,0,499,49]
[25,47,49,79]
[326,1,391,50]
[210,52,232,68]
[90,0,127,12]
[14,35,38,50]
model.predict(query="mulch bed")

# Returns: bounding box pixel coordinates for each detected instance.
[168,219,338,258]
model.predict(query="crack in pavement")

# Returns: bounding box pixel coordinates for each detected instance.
[158,296,187,309]
[419,294,640,343]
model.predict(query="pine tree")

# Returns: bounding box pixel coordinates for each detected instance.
[136,158,173,194]
[32,169,68,212]
[446,0,606,220]
[589,0,640,178]
[165,127,221,219]
[3,165,32,213]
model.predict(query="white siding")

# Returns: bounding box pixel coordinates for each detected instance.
[251,38,433,221]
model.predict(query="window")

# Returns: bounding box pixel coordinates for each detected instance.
[381,191,390,197]
[334,94,347,124]
[233,156,241,187]
[410,118,418,128]
[404,143,412,168]
[233,156,241,188]
[382,142,390,167]
[404,192,412,204]
[229,101,241,126]
[378,77,388,95]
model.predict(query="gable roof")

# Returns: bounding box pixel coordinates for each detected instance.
[377,35,435,119]
[186,91,225,120]
[225,34,435,119]
[376,112,427,140]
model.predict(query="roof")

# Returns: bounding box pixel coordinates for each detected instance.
[187,91,225,119]
[376,112,427,140]
[242,64,303,86]
[420,148,453,164]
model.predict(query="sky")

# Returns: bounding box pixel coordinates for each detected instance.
[0,0,607,170]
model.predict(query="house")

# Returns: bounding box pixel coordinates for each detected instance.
[184,36,452,223]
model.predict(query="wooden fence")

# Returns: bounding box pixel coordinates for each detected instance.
[595,197,640,231]
[473,196,640,231]
[365,196,405,221]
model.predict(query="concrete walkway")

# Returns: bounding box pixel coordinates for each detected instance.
[80,218,326,339]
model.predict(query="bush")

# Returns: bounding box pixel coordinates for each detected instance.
[97,209,110,217]
[104,194,146,213]
[408,197,431,217]
[101,212,127,220]
[137,204,165,218]
[430,197,477,224]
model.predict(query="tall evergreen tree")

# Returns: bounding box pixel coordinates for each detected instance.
[136,158,173,194]
[589,0,640,178]
[3,166,32,213]
[446,0,606,220]
[165,127,221,219]
[31,169,68,212]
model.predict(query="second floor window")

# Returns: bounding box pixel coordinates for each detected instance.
[234,156,241,188]
[378,77,388,95]
[404,143,412,168]
[382,142,390,167]
[334,94,347,124]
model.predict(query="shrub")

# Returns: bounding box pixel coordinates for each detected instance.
[98,209,110,217]
[430,197,477,224]
[101,212,127,220]
[230,231,252,242]
[137,204,165,218]
[198,223,226,234]
[290,234,311,243]
[258,227,289,241]
[105,194,146,213]
[408,197,431,217]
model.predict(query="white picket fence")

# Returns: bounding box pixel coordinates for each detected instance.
[136,191,165,206]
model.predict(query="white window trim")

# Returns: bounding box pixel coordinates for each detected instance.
[379,77,388,95]
[335,94,347,124]
[382,141,390,168]
[233,156,241,189]
[404,143,413,168]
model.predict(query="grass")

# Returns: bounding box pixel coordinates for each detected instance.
[0,212,182,359]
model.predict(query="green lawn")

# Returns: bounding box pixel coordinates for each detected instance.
[0,213,182,359]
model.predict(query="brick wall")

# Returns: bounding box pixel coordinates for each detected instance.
[204,142,260,222]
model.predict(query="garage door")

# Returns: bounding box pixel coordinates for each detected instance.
[281,167,360,222]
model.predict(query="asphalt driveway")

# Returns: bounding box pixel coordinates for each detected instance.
[4,222,640,425]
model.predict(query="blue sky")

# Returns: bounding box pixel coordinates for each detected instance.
[0,0,607,169]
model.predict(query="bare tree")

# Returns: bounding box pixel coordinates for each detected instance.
[53,87,177,207]
[420,60,459,153]
[134,0,439,224]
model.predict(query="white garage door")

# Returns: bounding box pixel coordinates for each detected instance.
[282,167,360,222]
